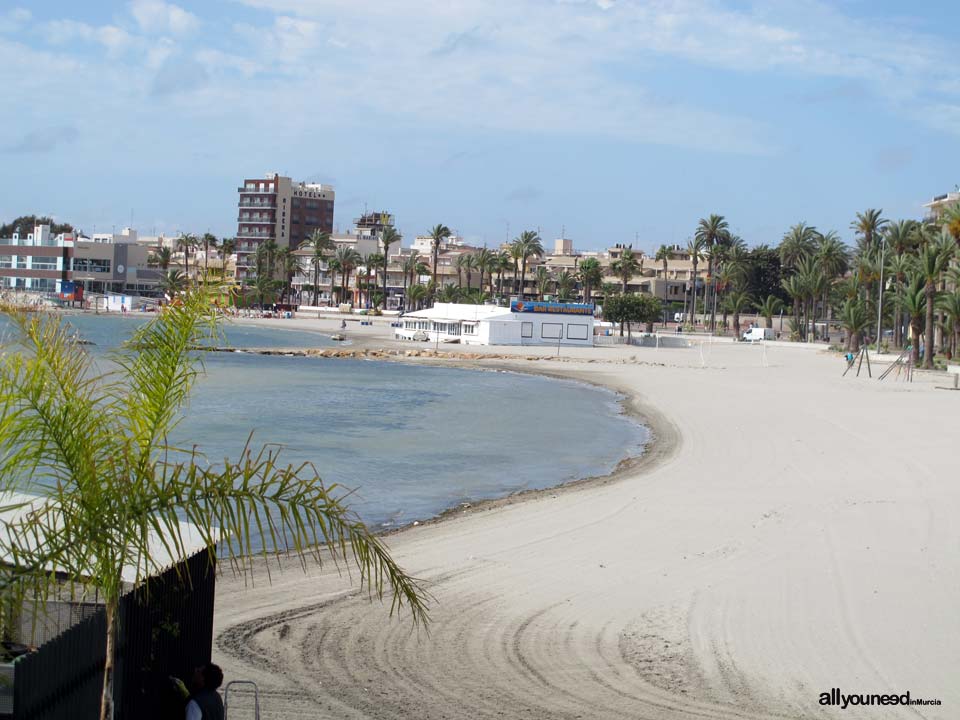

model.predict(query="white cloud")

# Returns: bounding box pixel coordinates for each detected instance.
[226,0,960,142]
[42,19,135,55]
[129,0,199,35]
[0,8,31,34]
[233,16,321,65]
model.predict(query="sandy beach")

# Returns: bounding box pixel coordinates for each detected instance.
[212,320,958,719]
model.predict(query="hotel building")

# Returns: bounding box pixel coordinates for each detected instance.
[236,173,335,280]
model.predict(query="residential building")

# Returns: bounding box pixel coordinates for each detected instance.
[0,224,159,295]
[923,190,960,220]
[236,173,335,280]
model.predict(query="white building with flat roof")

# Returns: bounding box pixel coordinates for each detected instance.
[396,301,595,346]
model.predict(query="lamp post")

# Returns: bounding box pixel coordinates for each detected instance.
[876,235,886,354]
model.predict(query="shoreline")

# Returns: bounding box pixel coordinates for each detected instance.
[376,358,678,538]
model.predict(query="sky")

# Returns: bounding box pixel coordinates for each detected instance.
[2,1,960,253]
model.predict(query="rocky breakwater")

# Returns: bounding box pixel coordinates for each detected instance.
[195,345,592,362]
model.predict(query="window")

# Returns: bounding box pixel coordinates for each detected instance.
[566,323,588,340]
[541,323,563,340]
[521,322,533,338]
[463,323,476,335]
[73,258,111,273]
[31,258,58,270]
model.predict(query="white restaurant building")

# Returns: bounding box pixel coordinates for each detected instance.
[395,301,595,346]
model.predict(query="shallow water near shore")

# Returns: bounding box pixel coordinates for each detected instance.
[16,313,649,529]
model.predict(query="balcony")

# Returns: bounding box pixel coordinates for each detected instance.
[236,230,274,239]
[238,186,276,194]
[237,216,275,223]
[238,200,277,209]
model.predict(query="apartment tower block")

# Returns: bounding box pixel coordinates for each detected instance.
[236,173,335,279]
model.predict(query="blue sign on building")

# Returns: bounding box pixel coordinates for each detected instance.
[510,301,594,316]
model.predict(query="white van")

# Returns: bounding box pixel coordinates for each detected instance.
[742,327,776,342]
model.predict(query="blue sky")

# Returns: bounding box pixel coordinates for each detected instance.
[3,1,960,253]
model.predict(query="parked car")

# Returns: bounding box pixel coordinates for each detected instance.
[742,327,776,342]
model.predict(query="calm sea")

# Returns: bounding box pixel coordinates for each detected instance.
[23,313,649,529]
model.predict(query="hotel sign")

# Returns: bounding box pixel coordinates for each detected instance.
[510,301,594,316]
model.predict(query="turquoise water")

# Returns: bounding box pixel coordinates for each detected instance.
[9,313,648,529]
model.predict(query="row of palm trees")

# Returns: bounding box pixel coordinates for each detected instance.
[775,210,960,369]
[684,208,960,369]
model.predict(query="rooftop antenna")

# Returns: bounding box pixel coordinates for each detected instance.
[561,224,565,239]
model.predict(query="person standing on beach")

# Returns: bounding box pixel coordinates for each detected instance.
[185,663,224,720]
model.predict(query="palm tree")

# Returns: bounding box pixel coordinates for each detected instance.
[406,284,427,311]
[359,254,382,309]
[463,289,490,305]
[474,248,494,295]
[555,270,576,301]
[428,224,451,290]
[508,241,524,298]
[400,251,420,306]
[815,231,848,338]
[201,232,218,285]
[687,237,705,325]
[778,223,818,271]
[839,298,871,352]
[512,231,543,300]
[154,246,172,271]
[437,284,460,303]
[578,258,603,304]
[654,245,671,323]
[781,274,807,341]
[886,252,913,348]
[177,234,199,283]
[260,239,279,280]
[534,266,552,300]
[939,202,960,246]
[940,288,960,358]
[757,295,784,329]
[300,229,334,307]
[695,214,730,330]
[897,276,926,365]
[915,237,952,367]
[326,257,342,306]
[219,238,236,280]
[851,209,888,254]
[495,250,512,301]
[610,247,641,294]
[379,226,401,307]
[796,256,827,341]
[275,246,301,304]
[0,298,427,720]
[466,254,480,292]
[454,253,470,289]
[724,290,753,339]
[334,246,361,307]
[938,290,960,359]
[159,269,187,296]
[886,219,919,257]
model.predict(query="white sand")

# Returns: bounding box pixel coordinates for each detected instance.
[212,333,958,719]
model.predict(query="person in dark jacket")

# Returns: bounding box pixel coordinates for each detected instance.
[186,663,224,720]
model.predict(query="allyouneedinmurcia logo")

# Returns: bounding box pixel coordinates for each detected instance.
[819,688,942,709]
